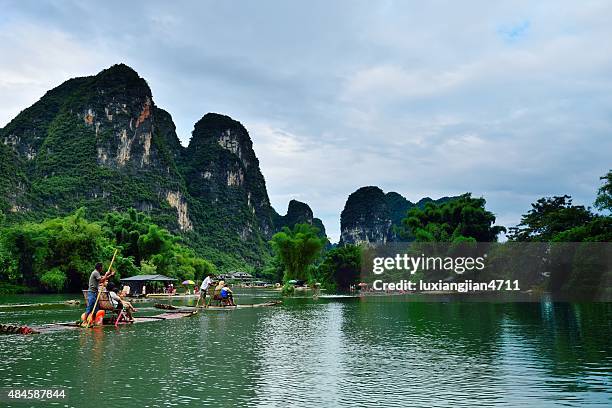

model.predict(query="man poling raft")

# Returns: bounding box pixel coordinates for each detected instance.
[81,249,117,327]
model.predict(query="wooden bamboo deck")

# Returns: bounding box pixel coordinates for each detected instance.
[2,301,281,335]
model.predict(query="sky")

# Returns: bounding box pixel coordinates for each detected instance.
[1,0,611,242]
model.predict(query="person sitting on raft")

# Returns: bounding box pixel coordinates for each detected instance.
[213,280,227,306]
[107,282,136,322]
[220,284,236,306]
[214,280,224,299]
[84,262,115,318]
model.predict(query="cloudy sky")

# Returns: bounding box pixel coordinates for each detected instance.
[1,1,611,241]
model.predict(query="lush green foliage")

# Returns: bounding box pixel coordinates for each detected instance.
[101,208,216,280]
[270,223,326,282]
[0,208,215,292]
[402,193,505,242]
[40,268,67,292]
[551,217,612,242]
[266,226,362,291]
[508,184,612,242]
[507,195,593,241]
[313,245,362,291]
[260,255,285,284]
[495,172,612,294]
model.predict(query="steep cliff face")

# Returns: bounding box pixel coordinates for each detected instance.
[0,64,328,270]
[0,64,192,231]
[339,186,456,245]
[340,187,392,245]
[384,191,413,241]
[179,113,279,266]
[0,142,27,212]
[274,199,327,237]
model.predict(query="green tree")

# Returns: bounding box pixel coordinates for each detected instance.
[270,223,326,282]
[508,195,593,241]
[139,260,157,275]
[402,193,505,242]
[551,217,612,242]
[102,209,153,265]
[138,224,175,261]
[315,245,362,291]
[595,170,612,212]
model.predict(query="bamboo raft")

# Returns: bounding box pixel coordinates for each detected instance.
[192,301,282,311]
[152,301,282,312]
[0,310,196,335]
[1,301,281,335]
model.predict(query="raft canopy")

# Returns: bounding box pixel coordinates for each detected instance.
[120,275,177,296]
[120,275,177,282]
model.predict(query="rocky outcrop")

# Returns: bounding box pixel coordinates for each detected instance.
[339,186,456,245]
[340,187,392,245]
[180,113,277,245]
[165,191,193,232]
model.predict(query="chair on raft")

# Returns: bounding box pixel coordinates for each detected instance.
[205,286,223,307]
[207,288,234,307]
[81,290,129,327]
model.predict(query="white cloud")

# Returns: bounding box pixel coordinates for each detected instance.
[0,22,111,128]
[342,65,468,101]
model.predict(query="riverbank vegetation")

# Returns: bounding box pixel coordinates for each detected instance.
[398,171,612,295]
[269,223,326,282]
[267,223,362,292]
[0,208,215,293]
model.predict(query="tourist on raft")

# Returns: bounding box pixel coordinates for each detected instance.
[214,280,224,301]
[221,283,236,306]
[213,280,235,306]
[84,262,115,317]
[107,282,136,322]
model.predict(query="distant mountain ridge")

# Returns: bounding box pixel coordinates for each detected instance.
[274,199,326,236]
[339,186,457,245]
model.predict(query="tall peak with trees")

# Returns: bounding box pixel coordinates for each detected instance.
[339,186,457,245]
[0,64,326,271]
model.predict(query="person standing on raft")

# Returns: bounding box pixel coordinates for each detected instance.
[199,273,213,307]
[84,262,115,317]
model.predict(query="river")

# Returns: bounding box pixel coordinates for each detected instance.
[0,291,610,407]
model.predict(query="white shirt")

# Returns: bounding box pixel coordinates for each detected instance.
[109,291,122,308]
[200,276,213,291]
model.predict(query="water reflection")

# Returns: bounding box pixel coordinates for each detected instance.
[0,295,610,407]
[253,301,345,406]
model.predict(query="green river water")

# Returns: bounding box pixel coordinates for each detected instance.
[0,290,610,407]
